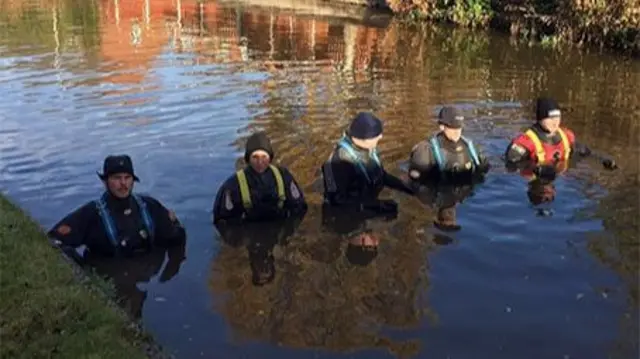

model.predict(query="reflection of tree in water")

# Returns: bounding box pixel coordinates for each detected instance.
[222,14,640,357]
[0,0,101,58]
[210,207,439,358]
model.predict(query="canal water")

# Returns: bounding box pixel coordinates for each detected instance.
[1,0,638,358]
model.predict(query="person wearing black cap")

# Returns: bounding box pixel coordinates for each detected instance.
[505,97,578,176]
[213,131,307,224]
[47,155,186,260]
[321,111,415,214]
[408,106,490,184]
[505,96,619,176]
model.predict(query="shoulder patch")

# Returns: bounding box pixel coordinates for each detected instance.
[511,143,527,155]
[290,181,301,199]
[56,224,71,235]
[224,190,234,211]
[168,210,177,222]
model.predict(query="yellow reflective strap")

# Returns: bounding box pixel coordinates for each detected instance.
[524,129,546,164]
[557,128,571,160]
[236,170,252,209]
[269,165,286,209]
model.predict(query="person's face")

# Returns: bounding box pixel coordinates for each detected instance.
[440,125,462,142]
[249,150,271,173]
[349,232,379,248]
[351,135,382,150]
[540,115,561,133]
[105,173,134,198]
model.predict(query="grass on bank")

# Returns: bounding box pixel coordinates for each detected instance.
[0,194,148,359]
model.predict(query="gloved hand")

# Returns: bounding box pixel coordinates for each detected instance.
[602,159,618,170]
[533,164,557,181]
[475,157,491,173]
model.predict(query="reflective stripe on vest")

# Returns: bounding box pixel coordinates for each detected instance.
[337,137,381,183]
[524,128,571,164]
[94,193,155,250]
[429,135,480,171]
[236,164,285,210]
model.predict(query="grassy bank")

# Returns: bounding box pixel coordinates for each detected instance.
[0,194,152,359]
[387,0,640,56]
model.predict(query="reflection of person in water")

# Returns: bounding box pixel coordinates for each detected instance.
[321,202,390,267]
[82,237,186,319]
[526,178,558,217]
[215,213,305,286]
[413,181,477,244]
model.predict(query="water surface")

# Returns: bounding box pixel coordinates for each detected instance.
[1,0,638,358]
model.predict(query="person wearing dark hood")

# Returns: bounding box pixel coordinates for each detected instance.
[48,155,186,259]
[408,106,490,185]
[505,96,617,181]
[213,131,307,224]
[321,112,415,216]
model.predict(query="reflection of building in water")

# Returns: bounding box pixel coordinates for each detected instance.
[99,0,171,86]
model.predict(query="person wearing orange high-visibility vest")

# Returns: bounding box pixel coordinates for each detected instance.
[505,97,617,181]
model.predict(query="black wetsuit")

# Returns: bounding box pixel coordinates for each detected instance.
[48,191,186,258]
[212,165,307,224]
[409,132,489,184]
[321,135,414,211]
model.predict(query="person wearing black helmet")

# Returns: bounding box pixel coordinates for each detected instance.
[213,131,307,224]
[408,106,490,185]
[48,155,186,260]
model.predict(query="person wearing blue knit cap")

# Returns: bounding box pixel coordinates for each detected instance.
[320,111,415,214]
[319,112,415,267]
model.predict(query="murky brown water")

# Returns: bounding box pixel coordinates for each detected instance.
[1,0,639,358]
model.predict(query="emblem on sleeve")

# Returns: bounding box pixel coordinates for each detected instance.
[224,190,234,210]
[290,182,301,199]
[57,225,71,235]
[512,144,526,155]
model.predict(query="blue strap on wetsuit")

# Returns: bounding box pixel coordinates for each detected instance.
[95,193,155,251]
[133,194,155,244]
[461,136,481,167]
[429,135,481,171]
[337,137,381,183]
[95,193,119,249]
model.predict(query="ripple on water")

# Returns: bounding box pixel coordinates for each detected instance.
[1,2,638,358]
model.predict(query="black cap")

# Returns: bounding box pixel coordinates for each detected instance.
[535,97,561,122]
[347,112,383,140]
[244,132,274,163]
[438,106,464,129]
[97,155,139,182]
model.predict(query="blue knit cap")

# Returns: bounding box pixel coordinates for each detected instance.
[347,112,383,140]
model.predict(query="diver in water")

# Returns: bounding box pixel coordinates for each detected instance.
[321,111,415,216]
[48,155,186,260]
[505,96,617,181]
[213,131,308,224]
[408,106,490,186]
